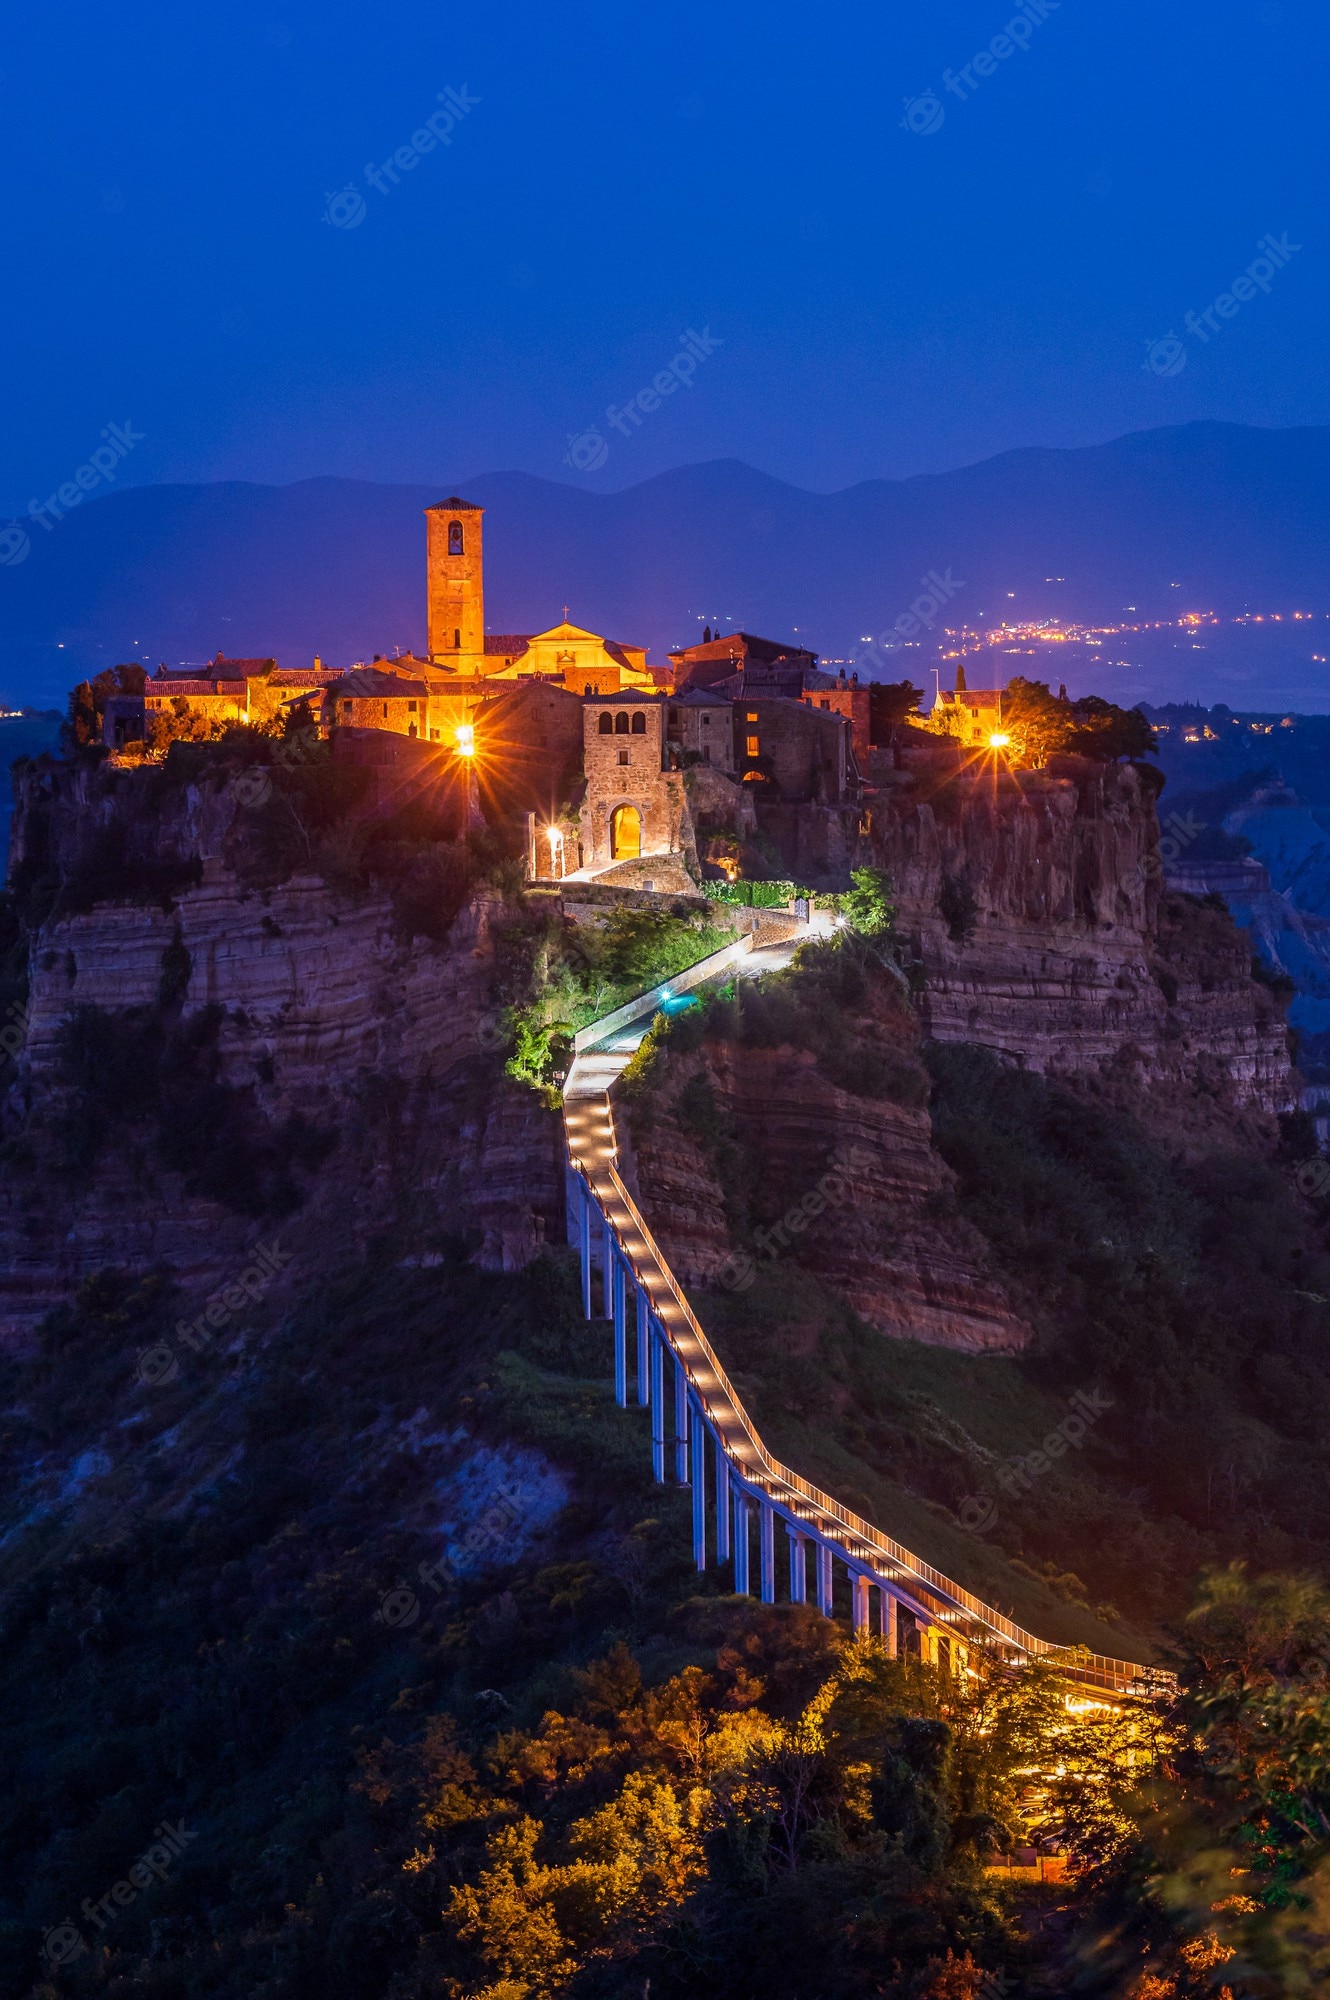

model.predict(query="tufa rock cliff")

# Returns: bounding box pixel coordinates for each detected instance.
[864,744,1293,1113]
[0,756,563,1343]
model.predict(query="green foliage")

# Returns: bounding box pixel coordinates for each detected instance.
[1002,677,1158,766]
[702,878,804,907]
[840,865,895,937]
[497,903,733,1102]
[926,1042,1330,1597]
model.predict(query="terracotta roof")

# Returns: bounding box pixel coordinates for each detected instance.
[146,680,246,699]
[426,495,483,511]
[325,668,429,700]
[484,635,532,656]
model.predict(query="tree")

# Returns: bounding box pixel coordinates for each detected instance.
[842,866,894,938]
[148,694,225,754]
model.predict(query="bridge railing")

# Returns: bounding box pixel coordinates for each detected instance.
[588,1152,1159,1694]
[566,941,1170,1699]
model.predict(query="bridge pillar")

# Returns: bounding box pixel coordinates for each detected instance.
[578,1182,592,1320]
[759,1501,776,1604]
[612,1254,627,1408]
[715,1443,730,1563]
[879,1587,898,1656]
[852,1573,871,1636]
[564,1163,581,1246]
[691,1405,707,1570]
[601,1208,615,1319]
[787,1527,807,1603]
[635,1286,650,1408]
[650,1327,666,1483]
[816,1542,834,1618]
[674,1357,689,1484]
[732,1489,750,1595]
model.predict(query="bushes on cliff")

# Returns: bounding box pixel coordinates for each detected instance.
[52,1000,336,1213]
[497,902,734,1099]
[925,1042,1330,1587]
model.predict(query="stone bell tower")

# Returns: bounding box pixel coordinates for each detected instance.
[425,496,485,671]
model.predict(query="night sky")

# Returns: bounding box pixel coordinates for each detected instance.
[2,0,1325,511]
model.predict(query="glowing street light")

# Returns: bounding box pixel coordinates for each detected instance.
[454,722,475,757]
[987,731,1011,750]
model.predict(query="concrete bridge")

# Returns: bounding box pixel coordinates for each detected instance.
[563,932,1165,1698]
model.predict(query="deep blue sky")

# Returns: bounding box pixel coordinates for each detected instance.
[2,0,1325,511]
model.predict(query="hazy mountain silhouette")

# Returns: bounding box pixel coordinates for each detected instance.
[6,421,1330,706]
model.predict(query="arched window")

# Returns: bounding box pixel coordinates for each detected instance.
[598,712,614,735]
[630,711,646,735]
[614,712,630,735]
[611,805,641,860]
[448,520,464,556]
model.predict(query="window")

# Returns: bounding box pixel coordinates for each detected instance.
[668,709,679,727]
[630,711,646,735]
[448,520,464,556]
[383,704,389,718]
[614,712,630,735]
[746,735,760,757]
[701,713,710,727]
[746,711,758,722]
[342,701,352,714]
[618,748,630,766]
[407,700,418,712]
[820,699,830,710]
[454,628,461,649]
[598,713,614,735]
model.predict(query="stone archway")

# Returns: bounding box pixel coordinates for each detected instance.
[610,804,642,860]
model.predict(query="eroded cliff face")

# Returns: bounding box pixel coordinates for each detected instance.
[866,747,1293,1113]
[618,987,1031,1355]
[1,760,562,1343]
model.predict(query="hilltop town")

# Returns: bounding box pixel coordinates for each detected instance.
[70,496,1156,899]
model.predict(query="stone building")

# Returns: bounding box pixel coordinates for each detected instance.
[665,689,736,773]
[735,698,860,805]
[926,666,1007,747]
[579,694,688,871]
[668,629,818,693]
[322,667,432,736]
[424,495,653,693]
[802,671,871,763]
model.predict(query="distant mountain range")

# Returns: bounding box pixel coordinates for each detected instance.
[6,420,1330,709]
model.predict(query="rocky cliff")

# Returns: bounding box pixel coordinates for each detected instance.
[0,756,563,1343]
[865,744,1293,1113]
[618,1014,1032,1355]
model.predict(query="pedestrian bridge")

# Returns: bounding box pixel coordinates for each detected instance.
[563,933,1167,1698]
